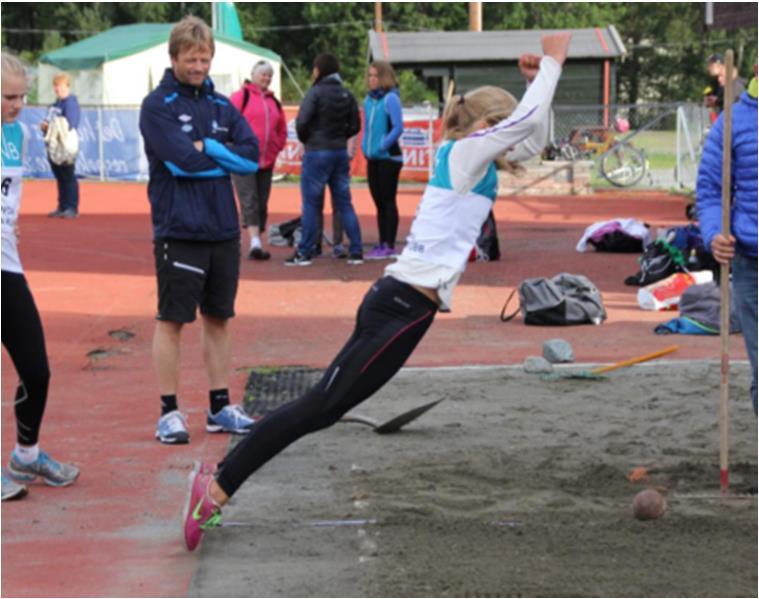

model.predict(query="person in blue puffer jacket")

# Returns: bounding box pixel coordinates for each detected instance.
[361,61,405,260]
[139,16,260,445]
[696,67,758,414]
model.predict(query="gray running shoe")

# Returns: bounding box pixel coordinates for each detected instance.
[8,450,80,487]
[1,471,28,501]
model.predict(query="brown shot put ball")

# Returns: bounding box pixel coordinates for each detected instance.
[632,488,667,520]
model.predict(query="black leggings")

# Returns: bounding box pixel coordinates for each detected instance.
[1,271,50,446]
[367,159,403,247]
[216,276,438,497]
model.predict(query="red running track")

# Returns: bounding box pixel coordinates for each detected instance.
[1,181,742,597]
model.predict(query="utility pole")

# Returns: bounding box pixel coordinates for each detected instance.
[469,2,482,32]
[375,2,383,33]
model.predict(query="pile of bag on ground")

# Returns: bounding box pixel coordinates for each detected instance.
[575,212,736,336]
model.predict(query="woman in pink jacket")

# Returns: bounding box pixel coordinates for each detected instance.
[230,61,288,260]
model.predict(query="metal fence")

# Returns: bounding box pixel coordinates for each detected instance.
[549,102,711,190]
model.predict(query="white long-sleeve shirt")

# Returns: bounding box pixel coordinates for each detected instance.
[386,56,562,309]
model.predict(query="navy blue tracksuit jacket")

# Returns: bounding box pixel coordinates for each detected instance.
[140,68,259,241]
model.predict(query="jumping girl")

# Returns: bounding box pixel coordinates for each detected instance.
[181,32,571,550]
[1,53,80,501]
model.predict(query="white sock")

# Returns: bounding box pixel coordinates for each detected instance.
[250,236,262,250]
[14,444,39,464]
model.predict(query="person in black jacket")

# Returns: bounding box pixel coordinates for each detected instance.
[286,53,364,266]
[139,16,260,444]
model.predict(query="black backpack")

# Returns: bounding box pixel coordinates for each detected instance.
[473,211,501,262]
[624,240,685,287]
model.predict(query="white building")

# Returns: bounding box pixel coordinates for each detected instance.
[38,23,282,105]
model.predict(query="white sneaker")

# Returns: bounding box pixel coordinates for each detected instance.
[206,404,257,434]
[156,410,190,444]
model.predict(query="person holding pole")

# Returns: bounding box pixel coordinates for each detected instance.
[696,63,758,416]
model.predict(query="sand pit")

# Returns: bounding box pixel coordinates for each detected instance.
[190,361,757,598]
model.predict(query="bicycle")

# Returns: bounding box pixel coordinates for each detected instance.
[545,119,648,187]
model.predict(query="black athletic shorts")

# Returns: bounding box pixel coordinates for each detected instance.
[154,238,240,323]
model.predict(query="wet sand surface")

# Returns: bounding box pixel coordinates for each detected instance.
[190,362,757,598]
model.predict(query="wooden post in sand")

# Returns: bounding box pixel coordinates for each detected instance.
[719,49,735,495]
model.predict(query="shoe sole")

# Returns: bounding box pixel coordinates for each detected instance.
[7,465,79,487]
[283,261,312,266]
[347,260,364,265]
[155,432,190,445]
[206,424,253,434]
[182,462,202,551]
[2,486,28,501]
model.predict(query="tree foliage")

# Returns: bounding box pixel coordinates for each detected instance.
[1,2,756,105]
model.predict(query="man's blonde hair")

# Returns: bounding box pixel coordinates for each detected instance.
[169,15,215,58]
[52,72,70,86]
[1,52,26,80]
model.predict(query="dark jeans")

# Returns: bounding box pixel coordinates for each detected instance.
[367,159,403,247]
[216,276,438,497]
[49,160,79,213]
[1,271,50,445]
[317,194,344,247]
[733,253,758,414]
[298,149,362,256]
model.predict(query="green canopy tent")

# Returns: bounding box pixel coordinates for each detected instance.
[212,2,244,40]
[38,23,281,105]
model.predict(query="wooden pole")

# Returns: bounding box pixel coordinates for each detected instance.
[602,60,610,128]
[375,2,383,33]
[469,2,482,32]
[445,78,456,103]
[719,49,734,496]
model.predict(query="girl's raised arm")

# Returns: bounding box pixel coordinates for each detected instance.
[449,33,571,195]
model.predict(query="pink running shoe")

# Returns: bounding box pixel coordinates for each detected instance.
[182,462,222,551]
